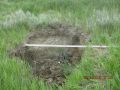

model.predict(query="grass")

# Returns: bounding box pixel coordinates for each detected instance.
[0,0,120,90]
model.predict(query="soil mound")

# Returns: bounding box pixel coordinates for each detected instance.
[10,23,88,85]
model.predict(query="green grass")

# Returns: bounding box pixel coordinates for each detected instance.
[0,0,120,90]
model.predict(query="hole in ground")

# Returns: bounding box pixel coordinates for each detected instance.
[9,23,89,85]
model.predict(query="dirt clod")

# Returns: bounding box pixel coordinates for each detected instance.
[9,23,88,85]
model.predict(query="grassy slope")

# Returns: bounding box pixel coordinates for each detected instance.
[0,0,120,90]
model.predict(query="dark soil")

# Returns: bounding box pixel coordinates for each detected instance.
[9,23,89,85]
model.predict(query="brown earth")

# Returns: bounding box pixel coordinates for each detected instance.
[9,23,89,85]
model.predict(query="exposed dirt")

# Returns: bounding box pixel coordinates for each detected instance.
[9,23,89,85]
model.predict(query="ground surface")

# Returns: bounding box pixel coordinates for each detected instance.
[0,0,120,90]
